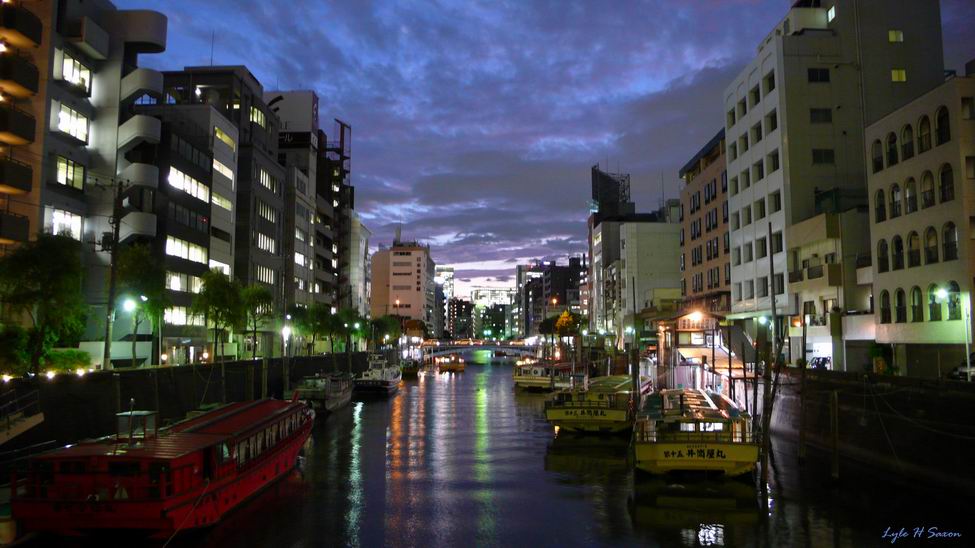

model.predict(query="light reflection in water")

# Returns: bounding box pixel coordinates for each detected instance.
[474,371,495,541]
[345,401,363,545]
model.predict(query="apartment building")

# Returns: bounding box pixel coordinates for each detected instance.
[370,234,436,329]
[867,69,975,377]
[587,165,635,332]
[447,297,474,339]
[348,210,371,316]
[679,129,730,314]
[726,0,944,356]
[513,263,543,338]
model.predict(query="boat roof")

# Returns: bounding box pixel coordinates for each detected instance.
[587,375,649,393]
[640,388,745,421]
[38,400,302,462]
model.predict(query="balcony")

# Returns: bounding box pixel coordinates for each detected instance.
[120,68,163,103]
[790,263,843,293]
[117,115,160,153]
[119,162,158,190]
[0,54,38,98]
[0,4,42,48]
[0,103,34,145]
[0,157,31,194]
[118,211,156,243]
[115,11,167,54]
[786,212,839,249]
[67,16,109,60]
[0,211,29,244]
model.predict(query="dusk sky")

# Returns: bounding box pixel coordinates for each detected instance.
[118,0,974,297]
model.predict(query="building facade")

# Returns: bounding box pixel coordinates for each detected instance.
[680,129,730,314]
[867,71,975,377]
[370,236,436,329]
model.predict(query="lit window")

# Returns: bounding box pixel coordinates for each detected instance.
[61,52,91,93]
[165,236,207,264]
[888,30,904,43]
[891,69,907,82]
[213,159,234,185]
[295,252,307,267]
[167,272,202,293]
[209,259,231,276]
[250,106,266,128]
[256,232,276,254]
[256,265,275,285]
[258,169,277,193]
[214,126,236,151]
[257,199,277,223]
[168,167,210,203]
[57,104,89,142]
[826,6,835,22]
[212,192,232,212]
[164,306,203,326]
[47,208,82,240]
[56,156,84,190]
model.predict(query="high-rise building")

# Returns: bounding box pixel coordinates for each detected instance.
[725,0,944,343]
[865,67,975,377]
[680,129,730,314]
[513,263,544,338]
[348,211,371,316]
[432,283,445,339]
[370,233,436,329]
[447,298,474,339]
[587,165,637,332]
[525,257,585,336]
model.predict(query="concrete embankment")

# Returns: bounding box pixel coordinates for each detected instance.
[0,354,371,452]
[770,369,975,492]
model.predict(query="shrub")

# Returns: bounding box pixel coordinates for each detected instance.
[45,349,91,372]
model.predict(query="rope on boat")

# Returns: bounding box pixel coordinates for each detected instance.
[163,477,211,548]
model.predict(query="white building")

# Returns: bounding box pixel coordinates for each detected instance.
[726,0,945,351]
[866,70,975,377]
[370,236,436,329]
[348,211,371,316]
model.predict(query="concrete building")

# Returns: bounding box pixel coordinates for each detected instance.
[435,266,454,334]
[348,210,370,316]
[680,129,730,314]
[432,283,445,339]
[725,0,945,347]
[163,66,288,309]
[866,69,975,377]
[370,234,436,330]
[513,263,543,338]
[524,257,584,336]
[447,297,474,339]
[587,165,635,332]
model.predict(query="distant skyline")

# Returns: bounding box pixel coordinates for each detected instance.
[119,0,975,297]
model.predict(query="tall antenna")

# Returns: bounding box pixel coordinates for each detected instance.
[209,30,215,65]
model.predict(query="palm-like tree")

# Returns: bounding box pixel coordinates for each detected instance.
[115,244,170,368]
[241,284,274,361]
[190,269,244,402]
[337,308,363,373]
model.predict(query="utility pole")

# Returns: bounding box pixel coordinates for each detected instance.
[102,180,125,371]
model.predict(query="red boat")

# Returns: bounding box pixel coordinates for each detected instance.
[10,399,314,539]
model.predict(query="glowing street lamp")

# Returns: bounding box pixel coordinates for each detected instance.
[688,310,704,322]
[122,298,137,313]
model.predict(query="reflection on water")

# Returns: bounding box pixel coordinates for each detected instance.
[168,357,966,547]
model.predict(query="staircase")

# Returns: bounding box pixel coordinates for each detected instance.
[0,390,43,446]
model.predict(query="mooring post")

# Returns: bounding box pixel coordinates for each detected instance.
[831,389,840,480]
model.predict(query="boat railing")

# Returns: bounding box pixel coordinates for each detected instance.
[634,428,760,444]
[545,396,629,410]
[12,470,174,502]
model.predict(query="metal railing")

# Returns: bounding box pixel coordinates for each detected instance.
[807,265,824,279]
[634,429,760,444]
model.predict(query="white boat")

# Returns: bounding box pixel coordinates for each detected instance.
[288,373,352,413]
[354,353,402,395]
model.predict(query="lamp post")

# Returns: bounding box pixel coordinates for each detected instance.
[281,324,292,394]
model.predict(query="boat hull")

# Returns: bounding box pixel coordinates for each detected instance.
[12,417,313,538]
[353,379,400,394]
[544,407,632,433]
[513,376,552,390]
[633,441,759,477]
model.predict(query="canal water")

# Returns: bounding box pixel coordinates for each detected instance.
[170,353,967,548]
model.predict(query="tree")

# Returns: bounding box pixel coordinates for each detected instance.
[555,310,581,364]
[190,269,243,402]
[305,302,334,356]
[538,315,559,359]
[0,235,86,374]
[369,315,402,350]
[241,284,274,361]
[319,310,342,371]
[337,308,363,373]
[116,244,169,368]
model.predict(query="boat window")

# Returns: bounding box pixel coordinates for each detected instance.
[108,462,141,476]
[700,422,725,432]
[217,443,231,464]
[680,423,697,432]
[59,461,87,475]
[238,440,249,465]
[256,433,264,454]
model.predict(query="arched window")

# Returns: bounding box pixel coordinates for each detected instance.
[904,178,917,213]
[889,184,902,217]
[871,139,884,173]
[891,235,904,270]
[920,171,935,208]
[918,115,932,153]
[901,124,914,159]
[877,239,889,272]
[895,288,907,323]
[880,290,891,324]
[911,286,923,323]
[874,189,886,222]
[947,281,961,320]
[928,284,943,321]
[886,132,898,166]
[943,222,958,260]
[924,227,938,264]
[907,231,920,267]
[935,106,950,145]
[939,164,954,202]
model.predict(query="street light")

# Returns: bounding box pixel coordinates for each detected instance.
[122,298,136,313]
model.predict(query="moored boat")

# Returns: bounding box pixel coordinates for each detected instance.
[438,355,465,373]
[544,375,652,433]
[513,360,575,391]
[288,373,352,413]
[401,359,421,378]
[11,399,313,538]
[354,353,402,394]
[633,388,759,477]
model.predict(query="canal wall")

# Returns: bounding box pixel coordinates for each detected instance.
[0,353,373,452]
[769,369,975,492]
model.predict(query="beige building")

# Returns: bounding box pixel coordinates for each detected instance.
[679,129,729,314]
[866,70,975,377]
[370,235,436,329]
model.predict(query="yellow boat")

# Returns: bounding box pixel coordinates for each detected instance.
[513,360,580,391]
[438,355,466,373]
[544,375,651,433]
[633,388,759,477]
